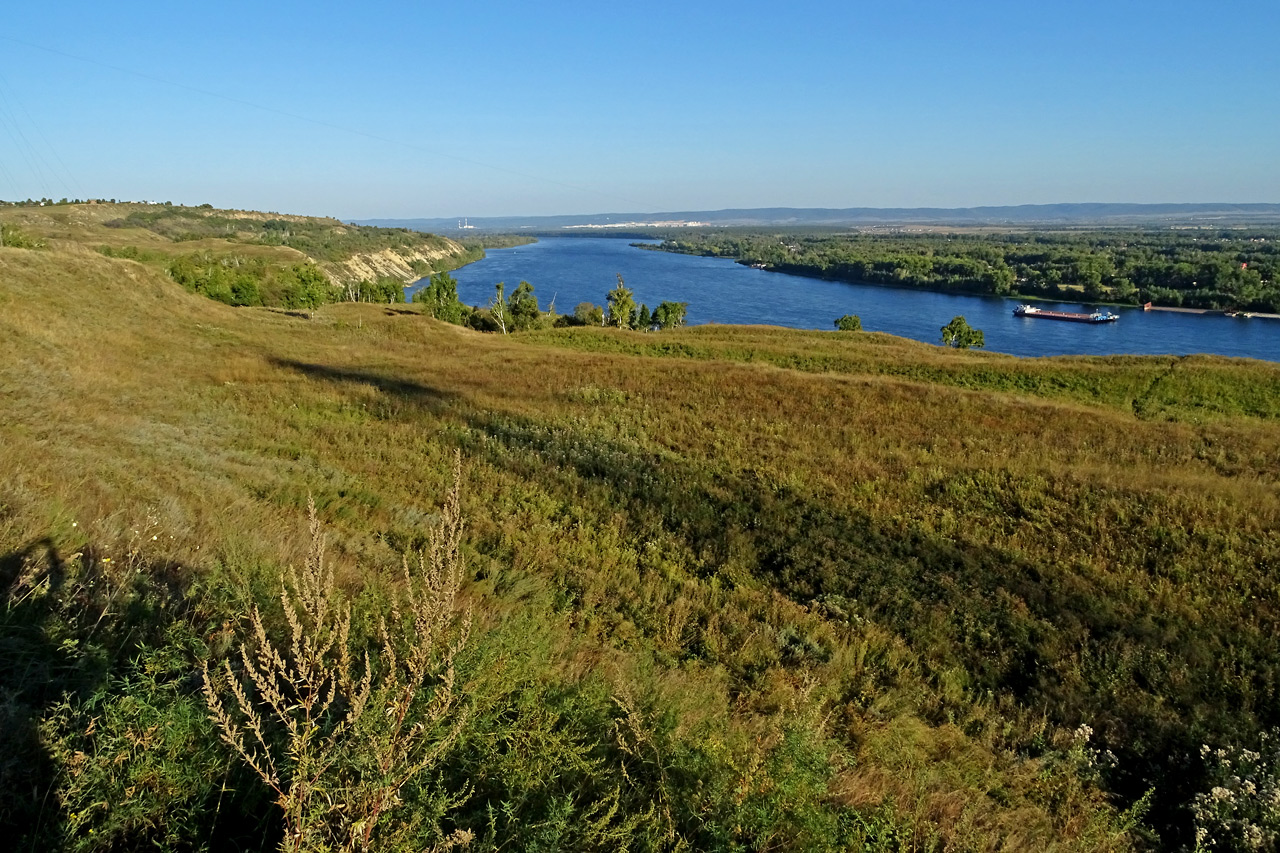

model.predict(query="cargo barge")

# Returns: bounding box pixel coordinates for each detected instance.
[1013,304,1118,323]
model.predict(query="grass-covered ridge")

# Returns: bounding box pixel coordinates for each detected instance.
[522,324,1280,422]
[0,201,481,308]
[2,233,1279,851]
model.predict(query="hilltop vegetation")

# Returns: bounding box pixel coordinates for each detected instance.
[110,203,476,266]
[0,201,484,309]
[2,221,1279,851]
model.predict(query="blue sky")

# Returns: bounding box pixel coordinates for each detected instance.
[1,1,1277,218]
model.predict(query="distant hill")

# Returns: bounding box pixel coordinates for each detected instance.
[355,202,1280,233]
[0,201,478,306]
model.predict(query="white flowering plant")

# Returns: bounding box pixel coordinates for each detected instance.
[1192,731,1280,852]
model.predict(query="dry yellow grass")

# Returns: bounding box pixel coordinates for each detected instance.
[4,230,1279,849]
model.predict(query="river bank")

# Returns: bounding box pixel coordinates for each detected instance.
[1144,304,1280,319]
[638,229,1280,316]
[421,237,1280,362]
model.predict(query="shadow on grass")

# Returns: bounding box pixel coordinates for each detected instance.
[0,538,66,845]
[264,308,315,320]
[250,354,1273,847]
[454,409,1268,849]
[1,538,276,850]
[268,357,459,413]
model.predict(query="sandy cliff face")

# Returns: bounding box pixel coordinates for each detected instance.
[322,240,470,285]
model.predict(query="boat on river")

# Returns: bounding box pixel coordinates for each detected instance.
[1013,304,1118,324]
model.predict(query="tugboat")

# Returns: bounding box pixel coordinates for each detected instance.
[1013,304,1118,324]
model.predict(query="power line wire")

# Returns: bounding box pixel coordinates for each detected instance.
[0,84,55,197]
[0,68,83,199]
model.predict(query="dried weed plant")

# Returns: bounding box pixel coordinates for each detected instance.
[203,454,474,852]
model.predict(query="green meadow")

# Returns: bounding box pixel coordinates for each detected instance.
[2,205,1279,851]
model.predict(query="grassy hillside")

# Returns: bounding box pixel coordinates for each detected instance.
[0,202,479,306]
[2,235,1279,851]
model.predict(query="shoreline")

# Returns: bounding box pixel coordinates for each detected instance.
[1143,304,1280,320]
[636,243,1278,318]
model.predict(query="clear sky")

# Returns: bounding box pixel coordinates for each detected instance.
[1,1,1277,218]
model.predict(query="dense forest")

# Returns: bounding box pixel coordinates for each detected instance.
[643,229,1280,312]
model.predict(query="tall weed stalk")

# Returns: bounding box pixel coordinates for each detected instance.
[203,454,473,852]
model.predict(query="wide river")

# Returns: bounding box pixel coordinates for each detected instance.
[408,237,1280,362]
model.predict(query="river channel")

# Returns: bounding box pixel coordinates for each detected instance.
[407,237,1280,362]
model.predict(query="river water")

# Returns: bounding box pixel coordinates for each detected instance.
[407,237,1280,362]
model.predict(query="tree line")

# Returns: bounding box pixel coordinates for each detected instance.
[160,251,368,309]
[414,272,689,333]
[645,228,1280,312]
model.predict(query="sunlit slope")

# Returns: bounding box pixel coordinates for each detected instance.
[0,201,474,290]
[3,241,1279,849]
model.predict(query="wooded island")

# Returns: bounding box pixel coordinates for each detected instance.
[642,228,1280,313]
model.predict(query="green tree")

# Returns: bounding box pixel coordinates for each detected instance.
[635,303,652,331]
[940,315,985,349]
[606,274,636,328]
[230,275,262,307]
[573,302,604,326]
[987,263,1016,295]
[1113,277,1138,304]
[834,314,862,331]
[281,264,332,310]
[652,301,688,330]
[507,280,541,330]
[349,277,405,304]
[413,272,466,324]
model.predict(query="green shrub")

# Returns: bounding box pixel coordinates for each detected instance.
[1,223,46,249]
[413,272,467,324]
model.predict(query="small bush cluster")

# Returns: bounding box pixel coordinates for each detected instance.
[165,253,338,308]
[1,222,46,249]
